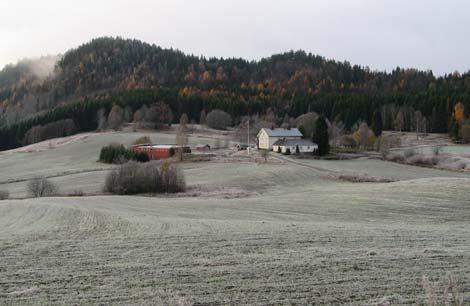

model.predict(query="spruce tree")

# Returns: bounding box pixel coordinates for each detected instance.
[371,111,383,137]
[314,116,329,156]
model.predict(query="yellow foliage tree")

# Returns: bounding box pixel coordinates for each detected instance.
[454,102,466,124]
[353,122,376,149]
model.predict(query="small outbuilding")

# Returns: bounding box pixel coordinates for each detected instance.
[235,143,249,151]
[195,144,211,151]
[272,138,318,154]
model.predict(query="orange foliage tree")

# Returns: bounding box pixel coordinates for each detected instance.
[453,102,466,124]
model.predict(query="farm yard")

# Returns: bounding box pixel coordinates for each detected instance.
[0,129,469,305]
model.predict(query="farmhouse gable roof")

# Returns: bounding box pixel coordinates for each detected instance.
[257,128,303,138]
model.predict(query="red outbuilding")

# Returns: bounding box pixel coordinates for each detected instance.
[131,144,191,160]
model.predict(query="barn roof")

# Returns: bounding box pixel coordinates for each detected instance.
[133,144,188,149]
[259,128,303,137]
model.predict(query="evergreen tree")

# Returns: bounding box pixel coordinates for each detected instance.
[298,125,306,139]
[314,116,329,156]
[371,111,383,137]
[450,118,460,140]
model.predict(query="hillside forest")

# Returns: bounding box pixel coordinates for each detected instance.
[1,37,470,150]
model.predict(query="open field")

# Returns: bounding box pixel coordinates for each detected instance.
[1,130,470,305]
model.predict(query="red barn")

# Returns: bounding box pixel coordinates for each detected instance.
[132,144,191,160]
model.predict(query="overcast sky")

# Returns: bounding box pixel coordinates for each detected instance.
[1,0,469,75]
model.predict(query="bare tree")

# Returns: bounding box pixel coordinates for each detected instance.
[235,116,261,144]
[22,119,76,145]
[378,137,390,159]
[97,108,107,131]
[0,190,9,200]
[132,109,144,130]
[107,104,124,130]
[176,114,189,161]
[206,110,232,130]
[263,108,277,128]
[199,110,207,125]
[394,111,405,132]
[133,136,151,145]
[329,120,345,150]
[145,103,173,129]
[281,114,292,128]
[104,161,185,195]
[123,106,132,122]
[353,122,375,150]
[27,177,57,198]
[260,149,269,162]
[295,112,319,139]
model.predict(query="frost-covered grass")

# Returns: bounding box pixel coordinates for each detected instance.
[0,131,469,304]
[0,131,226,197]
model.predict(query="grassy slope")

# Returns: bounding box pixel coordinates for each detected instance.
[0,131,469,305]
[0,129,226,197]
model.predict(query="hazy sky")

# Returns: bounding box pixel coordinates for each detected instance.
[1,0,469,75]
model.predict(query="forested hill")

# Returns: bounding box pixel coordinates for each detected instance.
[1,36,470,149]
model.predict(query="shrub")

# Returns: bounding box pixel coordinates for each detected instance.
[432,145,443,156]
[460,124,470,143]
[107,104,124,130]
[260,149,269,162]
[134,152,150,162]
[206,110,232,130]
[404,148,416,158]
[352,122,376,149]
[27,178,57,198]
[99,144,149,164]
[68,189,85,197]
[133,136,151,145]
[283,148,291,155]
[378,137,390,159]
[439,158,467,171]
[407,154,437,166]
[385,152,405,162]
[104,161,185,195]
[0,190,9,200]
[23,119,76,145]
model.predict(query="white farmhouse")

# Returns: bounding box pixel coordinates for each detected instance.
[272,138,318,154]
[257,128,303,150]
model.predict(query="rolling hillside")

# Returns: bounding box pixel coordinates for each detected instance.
[0,129,469,304]
[1,37,469,134]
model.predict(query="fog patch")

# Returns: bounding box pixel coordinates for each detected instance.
[23,55,60,79]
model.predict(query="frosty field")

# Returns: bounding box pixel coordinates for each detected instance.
[0,131,469,305]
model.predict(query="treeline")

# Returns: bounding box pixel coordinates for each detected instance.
[0,89,174,150]
[1,36,470,149]
[1,85,469,150]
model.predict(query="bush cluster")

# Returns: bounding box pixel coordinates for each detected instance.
[206,110,232,130]
[0,190,9,200]
[133,136,151,145]
[27,178,57,198]
[99,144,149,164]
[104,161,185,195]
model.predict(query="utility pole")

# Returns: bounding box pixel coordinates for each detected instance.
[416,117,419,141]
[247,116,250,155]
